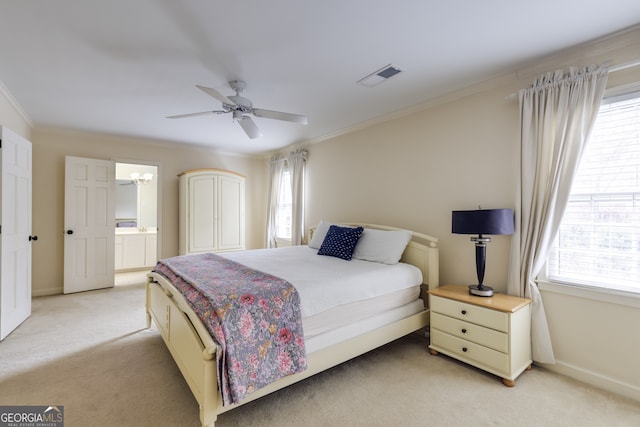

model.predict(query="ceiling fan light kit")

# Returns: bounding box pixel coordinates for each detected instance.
[167,80,307,139]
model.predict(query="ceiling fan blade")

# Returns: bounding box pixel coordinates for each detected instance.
[253,108,308,125]
[167,110,228,119]
[196,85,235,105]
[166,111,221,119]
[238,116,263,139]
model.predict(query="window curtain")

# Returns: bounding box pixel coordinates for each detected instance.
[266,155,286,248]
[287,148,308,246]
[507,64,609,364]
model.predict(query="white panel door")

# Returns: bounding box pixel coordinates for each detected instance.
[64,156,115,294]
[0,127,32,340]
[188,174,217,253]
[218,174,245,251]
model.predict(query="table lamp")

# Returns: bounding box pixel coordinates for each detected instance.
[452,208,514,297]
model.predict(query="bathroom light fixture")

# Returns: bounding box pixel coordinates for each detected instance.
[130,172,153,185]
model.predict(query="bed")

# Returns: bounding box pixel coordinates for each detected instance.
[145,223,439,427]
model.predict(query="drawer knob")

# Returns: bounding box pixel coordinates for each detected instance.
[462,347,468,352]
[461,328,467,334]
[461,310,467,315]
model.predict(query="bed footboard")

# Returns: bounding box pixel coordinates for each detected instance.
[146,274,219,427]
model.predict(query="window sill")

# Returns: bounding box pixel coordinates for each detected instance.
[275,238,292,248]
[538,280,640,309]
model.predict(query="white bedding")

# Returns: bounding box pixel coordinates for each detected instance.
[220,245,423,318]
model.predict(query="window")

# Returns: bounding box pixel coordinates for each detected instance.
[275,168,292,241]
[547,92,640,293]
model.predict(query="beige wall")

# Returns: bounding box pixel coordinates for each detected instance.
[30,128,268,295]
[306,87,519,289]
[304,27,640,400]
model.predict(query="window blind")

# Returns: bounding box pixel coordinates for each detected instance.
[548,94,640,293]
[276,169,292,240]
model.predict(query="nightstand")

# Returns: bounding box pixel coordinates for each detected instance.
[428,285,532,386]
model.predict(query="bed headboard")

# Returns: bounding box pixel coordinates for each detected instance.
[308,223,439,290]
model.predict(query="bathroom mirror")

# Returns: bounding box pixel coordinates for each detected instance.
[115,163,158,229]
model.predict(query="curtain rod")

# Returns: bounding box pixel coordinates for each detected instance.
[609,58,640,73]
[505,59,640,100]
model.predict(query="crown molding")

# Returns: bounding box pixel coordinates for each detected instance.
[0,78,33,127]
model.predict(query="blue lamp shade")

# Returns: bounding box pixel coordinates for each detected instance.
[452,209,514,236]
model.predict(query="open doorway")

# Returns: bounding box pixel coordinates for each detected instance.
[114,162,159,286]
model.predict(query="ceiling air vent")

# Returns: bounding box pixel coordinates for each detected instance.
[357,64,404,87]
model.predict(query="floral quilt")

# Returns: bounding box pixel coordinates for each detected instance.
[152,253,307,405]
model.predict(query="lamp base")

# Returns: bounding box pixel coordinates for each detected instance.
[468,284,494,297]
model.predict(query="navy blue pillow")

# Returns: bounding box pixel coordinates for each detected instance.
[317,225,364,260]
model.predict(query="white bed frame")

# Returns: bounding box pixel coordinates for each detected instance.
[145,224,439,427]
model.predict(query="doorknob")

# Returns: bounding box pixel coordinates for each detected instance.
[29,235,38,241]
[66,230,74,235]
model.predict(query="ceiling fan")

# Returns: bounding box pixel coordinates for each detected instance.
[167,80,308,139]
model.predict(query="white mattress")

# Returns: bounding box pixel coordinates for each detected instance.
[220,245,423,318]
[304,298,426,353]
[302,285,420,338]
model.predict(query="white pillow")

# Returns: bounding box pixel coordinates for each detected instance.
[352,228,412,265]
[308,220,332,249]
[309,220,357,249]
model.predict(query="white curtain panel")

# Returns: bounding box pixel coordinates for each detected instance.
[288,148,308,246]
[507,65,609,364]
[266,155,286,248]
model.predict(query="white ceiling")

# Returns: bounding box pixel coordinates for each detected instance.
[1,1,640,155]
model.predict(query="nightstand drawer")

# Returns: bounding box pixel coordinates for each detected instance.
[431,329,509,374]
[431,295,508,332]
[431,312,509,353]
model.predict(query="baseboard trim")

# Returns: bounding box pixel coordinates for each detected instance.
[538,360,640,403]
[32,287,63,297]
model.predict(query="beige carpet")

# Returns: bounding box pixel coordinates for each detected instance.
[1,283,639,427]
